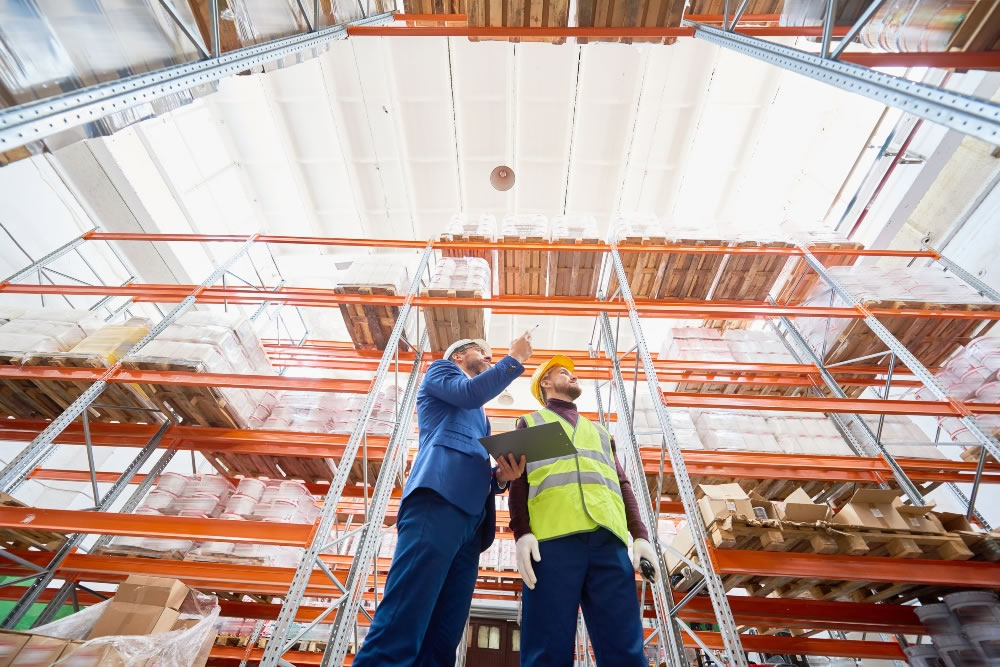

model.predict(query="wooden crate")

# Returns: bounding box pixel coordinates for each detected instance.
[0,493,66,551]
[421,288,488,353]
[403,0,466,14]
[0,354,58,420]
[203,451,338,484]
[334,285,411,352]
[547,237,602,298]
[607,233,669,300]
[670,514,985,604]
[22,353,160,424]
[122,359,248,428]
[497,236,549,296]
[577,0,686,43]
[776,241,865,305]
[815,300,1000,370]
[467,0,571,43]
[438,234,495,272]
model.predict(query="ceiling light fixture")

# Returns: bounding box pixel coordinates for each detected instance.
[490,165,515,192]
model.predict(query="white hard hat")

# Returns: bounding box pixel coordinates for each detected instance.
[444,338,491,361]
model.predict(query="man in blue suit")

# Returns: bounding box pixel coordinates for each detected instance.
[353,332,533,666]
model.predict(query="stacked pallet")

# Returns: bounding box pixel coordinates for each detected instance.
[439,213,496,271]
[0,492,66,552]
[466,0,571,43]
[576,0,686,43]
[498,215,549,297]
[124,312,278,429]
[795,266,1000,382]
[335,259,413,352]
[422,257,491,353]
[775,239,865,304]
[402,0,466,14]
[668,485,999,604]
[547,216,602,298]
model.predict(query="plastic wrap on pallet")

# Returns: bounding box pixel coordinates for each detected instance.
[175,312,273,375]
[254,387,409,437]
[0,307,25,326]
[0,0,202,106]
[551,215,599,242]
[609,213,663,242]
[212,0,308,47]
[500,214,550,240]
[0,308,105,354]
[845,414,947,460]
[632,391,704,449]
[443,213,497,240]
[687,408,858,456]
[30,588,220,667]
[795,265,992,360]
[857,0,975,52]
[67,318,152,364]
[428,257,492,298]
[336,258,410,294]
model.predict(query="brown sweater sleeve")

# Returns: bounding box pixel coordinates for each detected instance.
[508,417,532,541]
[612,437,650,542]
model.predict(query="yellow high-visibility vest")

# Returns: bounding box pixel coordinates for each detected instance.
[522,409,628,544]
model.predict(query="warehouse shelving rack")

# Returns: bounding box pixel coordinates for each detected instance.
[0,231,998,666]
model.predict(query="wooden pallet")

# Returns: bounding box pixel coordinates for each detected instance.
[672,516,980,603]
[421,288,487,353]
[203,451,338,484]
[577,0,686,43]
[438,234,495,271]
[22,353,159,424]
[651,476,845,509]
[214,635,252,649]
[711,241,795,301]
[334,285,411,352]
[0,493,66,551]
[947,0,1000,52]
[607,234,670,299]
[93,544,186,561]
[776,241,865,305]
[122,359,248,428]
[498,236,548,296]
[0,353,59,420]
[547,237,602,298]
[184,552,272,568]
[403,0,466,14]
[467,0,571,43]
[815,300,1000,370]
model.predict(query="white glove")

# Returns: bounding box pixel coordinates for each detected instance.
[631,538,659,582]
[516,533,541,590]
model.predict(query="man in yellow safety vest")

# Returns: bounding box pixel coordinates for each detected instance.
[508,355,657,666]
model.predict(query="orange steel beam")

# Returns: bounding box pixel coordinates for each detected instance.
[391,12,781,22]
[0,506,316,545]
[659,391,1000,416]
[347,24,852,37]
[688,633,905,661]
[710,548,1000,588]
[3,420,996,487]
[840,50,1000,70]
[4,282,996,321]
[82,231,937,257]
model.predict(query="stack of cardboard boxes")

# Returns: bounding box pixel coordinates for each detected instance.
[0,576,215,666]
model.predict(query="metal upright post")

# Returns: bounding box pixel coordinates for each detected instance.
[323,330,427,665]
[0,234,261,494]
[596,312,684,667]
[798,246,1000,466]
[2,421,172,627]
[0,228,94,286]
[258,243,434,667]
[608,244,748,667]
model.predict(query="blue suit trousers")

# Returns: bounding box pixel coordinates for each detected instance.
[353,489,485,667]
[520,529,647,667]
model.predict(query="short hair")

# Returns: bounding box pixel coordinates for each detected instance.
[448,342,480,361]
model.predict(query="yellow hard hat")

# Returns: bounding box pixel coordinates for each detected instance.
[530,355,575,406]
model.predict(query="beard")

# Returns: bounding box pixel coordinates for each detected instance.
[564,384,582,401]
[467,358,490,376]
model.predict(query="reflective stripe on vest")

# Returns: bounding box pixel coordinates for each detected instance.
[522,409,628,544]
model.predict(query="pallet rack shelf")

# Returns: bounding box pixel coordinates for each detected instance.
[0,231,998,666]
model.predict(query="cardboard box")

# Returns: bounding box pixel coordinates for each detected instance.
[696,483,754,525]
[748,492,779,522]
[892,498,944,533]
[831,489,909,530]
[0,632,32,667]
[11,635,71,666]
[935,511,975,533]
[88,575,190,640]
[664,526,695,574]
[59,643,125,666]
[775,487,831,523]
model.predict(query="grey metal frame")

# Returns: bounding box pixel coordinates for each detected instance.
[607,244,748,667]
[257,243,434,666]
[0,12,395,153]
[686,20,1000,146]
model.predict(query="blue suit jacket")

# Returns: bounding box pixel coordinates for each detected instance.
[405,354,525,551]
